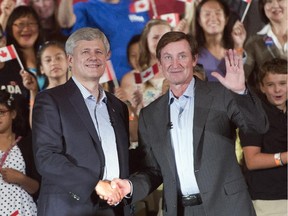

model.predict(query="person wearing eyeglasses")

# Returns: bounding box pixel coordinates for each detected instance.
[5,5,46,91]
[0,23,37,135]
[0,89,40,216]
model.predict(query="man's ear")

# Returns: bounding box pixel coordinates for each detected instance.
[193,54,198,67]
[106,51,111,60]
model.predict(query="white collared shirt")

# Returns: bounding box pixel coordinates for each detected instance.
[72,77,120,180]
[169,78,200,195]
[257,24,287,55]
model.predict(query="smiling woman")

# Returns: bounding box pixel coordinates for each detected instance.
[194,0,246,82]
[5,6,45,90]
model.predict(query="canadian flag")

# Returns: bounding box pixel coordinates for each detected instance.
[159,13,180,28]
[134,64,159,84]
[129,0,149,13]
[100,60,116,84]
[242,0,251,3]
[0,45,17,62]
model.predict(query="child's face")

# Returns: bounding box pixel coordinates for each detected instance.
[40,45,68,80]
[0,104,15,134]
[260,72,287,111]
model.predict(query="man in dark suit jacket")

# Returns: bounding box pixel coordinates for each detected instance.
[32,27,130,216]
[111,32,268,216]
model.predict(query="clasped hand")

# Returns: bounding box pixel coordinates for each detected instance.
[95,179,131,206]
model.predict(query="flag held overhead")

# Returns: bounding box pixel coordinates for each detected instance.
[129,0,150,13]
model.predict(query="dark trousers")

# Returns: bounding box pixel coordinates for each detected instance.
[178,204,206,216]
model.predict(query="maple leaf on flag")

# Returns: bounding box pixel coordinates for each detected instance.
[159,13,180,28]
[134,64,159,84]
[129,0,149,13]
[0,45,17,62]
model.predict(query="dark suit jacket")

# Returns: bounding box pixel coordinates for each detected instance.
[130,78,268,216]
[32,79,130,216]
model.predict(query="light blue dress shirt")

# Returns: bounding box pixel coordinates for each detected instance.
[72,77,119,181]
[169,78,200,195]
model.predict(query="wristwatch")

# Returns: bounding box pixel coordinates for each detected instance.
[274,153,283,166]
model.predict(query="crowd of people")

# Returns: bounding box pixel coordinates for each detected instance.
[0,0,286,216]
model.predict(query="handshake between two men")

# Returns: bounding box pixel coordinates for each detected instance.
[95,179,132,205]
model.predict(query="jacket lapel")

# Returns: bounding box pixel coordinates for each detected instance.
[155,93,178,177]
[66,79,101,146]
[193,79,213,170]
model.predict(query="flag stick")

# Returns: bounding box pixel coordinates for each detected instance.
[11,44,24,70]
[112,77,119,88]
[241,1,252,23]
[149,0,158,18]
[107,60,119,88]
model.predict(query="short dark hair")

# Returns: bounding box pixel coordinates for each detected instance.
[156,31,198,61]
[127,34,141,66]
[259,58,287,84]
[0,90,25,135]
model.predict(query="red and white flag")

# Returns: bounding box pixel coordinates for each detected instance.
[100,60,116,84]
[159,13,180,28]
[0,45,17,62]
[129,0,149,13]
[134,64,159,84]
[242,0,251,3]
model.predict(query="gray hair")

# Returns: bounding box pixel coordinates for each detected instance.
[65,27,110,55]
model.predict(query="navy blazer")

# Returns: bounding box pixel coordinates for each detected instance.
[32,79,130,216]
[130,78,268,216]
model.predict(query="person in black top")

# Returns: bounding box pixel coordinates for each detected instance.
[240,58,287,216]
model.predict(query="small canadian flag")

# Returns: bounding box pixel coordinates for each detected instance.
[100,60,116,84]
[242,0,251,3]
[129,0,149,13]
[159,13,180,28]
[0,45,17,62]
[134,64,159,84]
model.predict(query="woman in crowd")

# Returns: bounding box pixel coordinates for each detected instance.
[244,0,287,90]
[30,0,67,42]
[0,90,39,216]
[6,6,45,90]
[194,0,246,81]
[138,19,172,106]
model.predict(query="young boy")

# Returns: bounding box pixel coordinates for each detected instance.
[240,58,287,216]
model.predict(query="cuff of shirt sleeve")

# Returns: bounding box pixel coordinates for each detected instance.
[124,179,133,199]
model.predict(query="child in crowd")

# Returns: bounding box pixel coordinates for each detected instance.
[36,40,69,90]
[239,58,287,216]
[0,90,40,216]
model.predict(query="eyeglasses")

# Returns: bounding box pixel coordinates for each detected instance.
[0,110,10,117]
[0,31,5,39]
[13,22,38,30]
